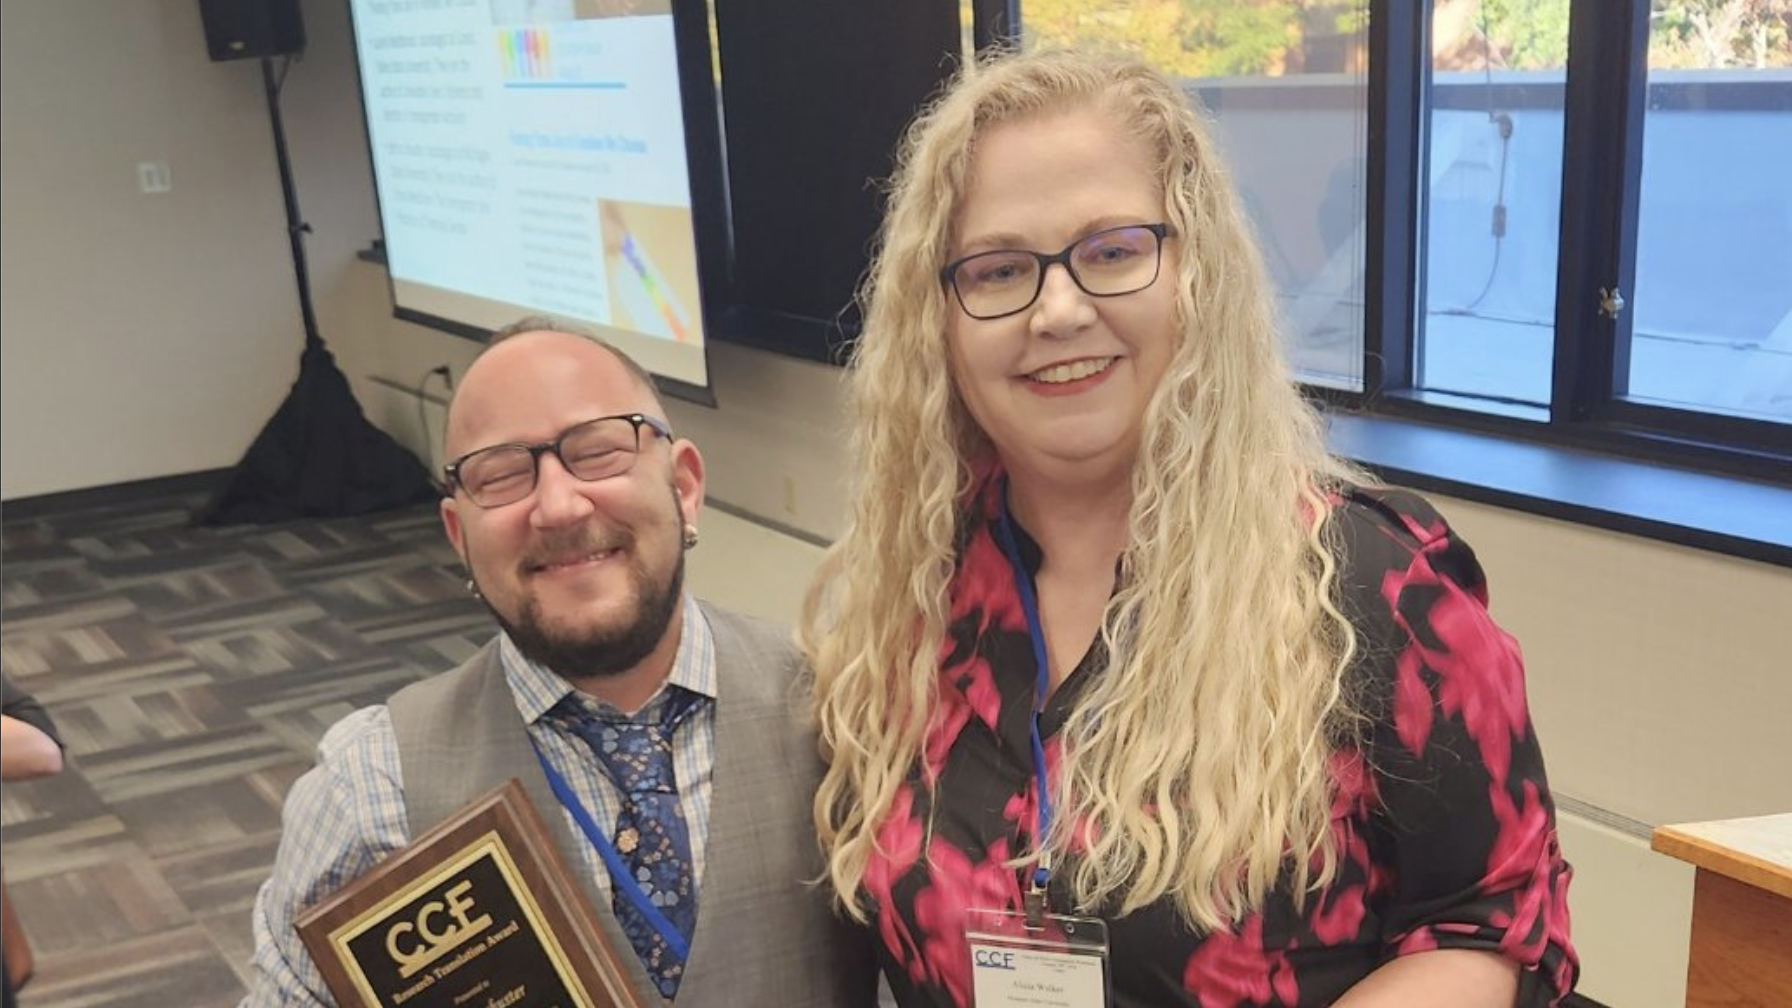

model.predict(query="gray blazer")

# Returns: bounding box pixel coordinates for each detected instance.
[388,600,875,1006]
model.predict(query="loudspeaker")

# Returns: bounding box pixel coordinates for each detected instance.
[198,0,306,62]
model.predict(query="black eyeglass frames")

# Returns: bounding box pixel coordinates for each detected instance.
[442,413,673,508]
[940,223,1174,321]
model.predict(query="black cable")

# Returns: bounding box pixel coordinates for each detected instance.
[1446,1,1514,315]
[1462,110,1513,312]
[416,366,452,490]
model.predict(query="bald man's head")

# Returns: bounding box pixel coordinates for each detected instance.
[436,321,704,698]
[446,326,665,461]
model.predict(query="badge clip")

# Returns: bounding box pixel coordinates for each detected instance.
[1024,863,1050,930]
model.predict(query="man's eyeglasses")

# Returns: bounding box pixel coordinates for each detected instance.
[443,413,673,509]
[940,223,1174,321]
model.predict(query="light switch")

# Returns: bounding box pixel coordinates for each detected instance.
[137,161,172,194]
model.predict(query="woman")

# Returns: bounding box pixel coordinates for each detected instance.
[801,49,1577,1007]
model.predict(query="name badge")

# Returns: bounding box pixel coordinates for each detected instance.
[965,908,1110,1008]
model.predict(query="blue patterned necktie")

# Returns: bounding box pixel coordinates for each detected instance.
[563,688,702,999]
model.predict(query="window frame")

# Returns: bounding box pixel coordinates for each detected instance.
[983,0,1791,565]
[1355,0,1791,483]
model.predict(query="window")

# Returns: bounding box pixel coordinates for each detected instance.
[1003,0,1792,480]
[1419,0,1567,411]
[1019,1,1375,392]
[1630,3,1791,424]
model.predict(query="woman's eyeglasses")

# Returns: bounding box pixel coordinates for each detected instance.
[940,223,1173,320]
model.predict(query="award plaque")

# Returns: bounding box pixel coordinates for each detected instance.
[295,779,642,1008]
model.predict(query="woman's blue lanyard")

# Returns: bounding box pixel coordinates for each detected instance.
[993,479,1057,924]
[531,742,692,961]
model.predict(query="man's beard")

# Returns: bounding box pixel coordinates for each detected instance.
[486,531,685,683]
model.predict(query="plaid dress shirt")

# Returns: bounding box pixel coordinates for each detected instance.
[241,595,718,1007]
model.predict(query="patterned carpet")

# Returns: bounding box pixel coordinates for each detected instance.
[1,476,490,1007]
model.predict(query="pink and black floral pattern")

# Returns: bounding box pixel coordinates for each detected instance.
[863,472,1578,1006]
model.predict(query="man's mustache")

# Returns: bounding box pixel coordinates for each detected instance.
[518,529,633,573]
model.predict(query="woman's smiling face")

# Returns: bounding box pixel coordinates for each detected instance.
[945,105,1179,484]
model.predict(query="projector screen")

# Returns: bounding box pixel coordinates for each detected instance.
[347,0,715,393]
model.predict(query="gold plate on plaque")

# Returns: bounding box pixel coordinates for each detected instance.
[295,779,642,1008]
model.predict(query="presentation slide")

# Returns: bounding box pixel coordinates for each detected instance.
[348,0,710,389]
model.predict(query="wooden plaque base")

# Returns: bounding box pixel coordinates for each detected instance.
[296,779,642,1008]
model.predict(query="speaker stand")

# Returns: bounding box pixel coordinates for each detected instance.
[193,56,437,526]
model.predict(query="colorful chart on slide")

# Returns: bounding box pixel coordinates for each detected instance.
[350,0,710,387]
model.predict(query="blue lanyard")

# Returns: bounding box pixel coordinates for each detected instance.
[993,480,1056,895]
[531,742,692,961]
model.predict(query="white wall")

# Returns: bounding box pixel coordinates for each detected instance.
[1,0,303,498]
[3,4,1786,1004]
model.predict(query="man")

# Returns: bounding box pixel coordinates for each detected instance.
[242,318,874,1005]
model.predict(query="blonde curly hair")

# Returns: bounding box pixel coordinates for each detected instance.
[801,47,1368,933]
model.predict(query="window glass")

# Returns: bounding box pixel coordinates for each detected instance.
[1417,0,1569,409]
[1019,1,1372,391]
[1629,2,1792,424]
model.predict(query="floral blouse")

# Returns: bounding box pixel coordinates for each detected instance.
[861,474,1578,1007]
